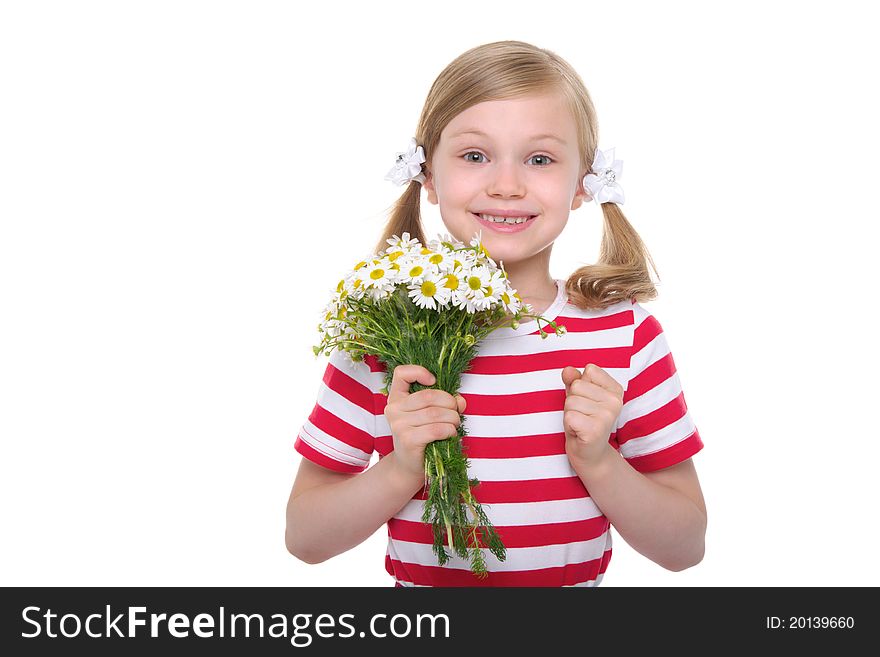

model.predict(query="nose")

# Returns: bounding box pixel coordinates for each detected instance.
[487,158,525,198]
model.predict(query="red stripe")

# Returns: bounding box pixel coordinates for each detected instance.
[617,391,689,446]
[463,389,564,415]
[461,433,566,458]
[388,515,609,549]
[362,354,388,372]
[413,476,589,503]
[466,346,631,375]
[554,308,633,333]
[294,436,364,473]
[308,404,374,454]
[625,429,704,472]
[376,433,566,459]
[322,360,375,413]
[623,352,677,404]
[385,551,611,587]
[633,312,664,353]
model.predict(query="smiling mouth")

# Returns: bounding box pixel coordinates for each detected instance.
[471,212,538,225]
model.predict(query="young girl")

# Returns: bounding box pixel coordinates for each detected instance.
[286,40,706,587]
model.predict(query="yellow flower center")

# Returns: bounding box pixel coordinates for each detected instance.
[409,265,423,277]
[337,279,345,292]
[354,261,367,271]
[420,247,432,255]
[467,276,482,291]
[387,250,404,261]
[429,253,443,265]
[420,280,437,297]
[370,269,385,280]
[502,292,510,304]
[444,274,459,289]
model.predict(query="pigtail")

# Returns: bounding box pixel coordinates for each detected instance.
[565,201,660,310]
[373,181,427,255]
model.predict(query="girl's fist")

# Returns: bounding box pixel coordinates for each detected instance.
[561,363,624,466]
[383,364,466,484]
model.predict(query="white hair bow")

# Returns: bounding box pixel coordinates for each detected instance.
[384,137,426,186]
[583,147,624,205]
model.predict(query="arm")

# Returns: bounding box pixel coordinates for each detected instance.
[570,450,706,571]
[285,453,424,564]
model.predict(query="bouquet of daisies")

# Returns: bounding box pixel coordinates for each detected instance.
[313,230,566,578]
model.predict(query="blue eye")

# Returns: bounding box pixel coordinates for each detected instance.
[462,151,554,166]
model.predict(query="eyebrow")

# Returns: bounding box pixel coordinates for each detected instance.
[449,129,568,146]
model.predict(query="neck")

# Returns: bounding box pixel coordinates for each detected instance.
[499,251,558,317]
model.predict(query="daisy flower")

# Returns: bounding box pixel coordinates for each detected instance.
[408,269,452,310]
[385,231,421,253]
[397,254,431,284]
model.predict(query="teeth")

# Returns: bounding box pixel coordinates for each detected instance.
[479,214,533,224]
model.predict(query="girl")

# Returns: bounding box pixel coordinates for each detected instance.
[286,40,706,586]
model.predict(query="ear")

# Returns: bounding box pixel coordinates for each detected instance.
[423,169,438,205]
[571,171,592,211]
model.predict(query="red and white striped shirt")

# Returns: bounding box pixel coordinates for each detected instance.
[295,279,703,586]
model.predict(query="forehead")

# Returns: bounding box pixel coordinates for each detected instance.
[442,92,576,144]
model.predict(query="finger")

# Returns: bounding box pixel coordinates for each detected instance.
[564,394,604,417]
[561,366,581,393]
[387,365,436,404]
[582,363,625,397]
[569,377,619,405]
[422,423,460,444]
[399,388,458,413]
[409,407,463,429]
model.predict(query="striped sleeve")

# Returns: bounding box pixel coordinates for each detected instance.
[615,302,703,472]
[295,349,377,473]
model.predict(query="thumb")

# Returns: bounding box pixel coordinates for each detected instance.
[561,366,581,392]
[387,364,436,403]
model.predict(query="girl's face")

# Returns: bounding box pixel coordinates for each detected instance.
[423,91,591,269]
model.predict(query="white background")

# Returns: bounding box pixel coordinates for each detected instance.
[2,0,878,587]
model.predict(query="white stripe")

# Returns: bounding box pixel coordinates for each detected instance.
[460,409,564,438]
[619,418,698,459]
[313,378,376,438]
[387,532,610,572]
[298,422,371,467]
[476,323,631,357]
[457,366,629,395]
[377,408,564,439]
[619,371,683,427]
[395,496,603,526]
[630,330,670,373]
[468,453,576,481]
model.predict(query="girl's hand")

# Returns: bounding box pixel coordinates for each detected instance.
[561,364,624,467]
[384,365,467,485]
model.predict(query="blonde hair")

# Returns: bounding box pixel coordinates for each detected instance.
[375,40,659,310]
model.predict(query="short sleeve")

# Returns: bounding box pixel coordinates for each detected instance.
[295,349,378,473]
[614,302,703,472]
